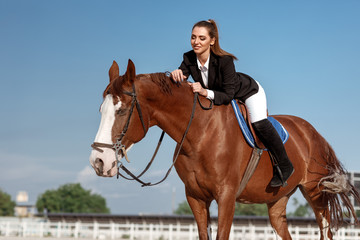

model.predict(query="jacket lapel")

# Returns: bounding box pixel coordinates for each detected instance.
[208,53,218,89]
[186,53,204,87]
[190,65,203,86]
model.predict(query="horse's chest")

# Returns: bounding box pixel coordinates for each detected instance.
[176,156,220,198]
[181,170,216,199]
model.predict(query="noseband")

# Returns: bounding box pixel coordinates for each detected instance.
[91,81,213,187]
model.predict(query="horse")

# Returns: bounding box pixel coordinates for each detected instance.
[89,59,360,240]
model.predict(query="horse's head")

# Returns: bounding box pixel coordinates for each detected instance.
[89,60,149,177]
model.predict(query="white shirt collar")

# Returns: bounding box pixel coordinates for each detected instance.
[197,55,210,71]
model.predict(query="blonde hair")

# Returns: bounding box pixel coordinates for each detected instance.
[192,19,237,60]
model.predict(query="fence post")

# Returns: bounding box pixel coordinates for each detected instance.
[177,222,181,239]
[155,223,159,239]
[39,222,44,238]
[189,224,193,240]
[229,224,234,240]
[57,222,61,238]
[149,223,153,240]
[241,225,246,239]
[130,223,135,240]
[169,224,173,240]
[93,221,98,239]
[21,221,26,237]
[264,226,269,240]
[341,227,346,240]
[295,226,299,240]
[74,221,79,239]
[250,224,255,240]
[110,222,115,240]
[5,221,10,237]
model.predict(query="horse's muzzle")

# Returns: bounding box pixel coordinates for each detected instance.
[89,149,118,177]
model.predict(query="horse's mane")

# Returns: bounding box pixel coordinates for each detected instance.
[103,72,175,98]
[141,72,174,95]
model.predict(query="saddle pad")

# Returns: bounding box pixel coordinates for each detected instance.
[231,100,289,149]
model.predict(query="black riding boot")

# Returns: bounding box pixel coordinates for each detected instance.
[252,119,294,187]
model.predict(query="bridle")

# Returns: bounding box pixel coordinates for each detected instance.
[91,80,213,187]
[91,84,146,162]
[91,84,149,182]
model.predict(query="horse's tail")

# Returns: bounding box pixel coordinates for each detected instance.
[318,143,360,229]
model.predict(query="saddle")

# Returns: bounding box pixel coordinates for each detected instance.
[230,99,289,150]
[231,99,290,193]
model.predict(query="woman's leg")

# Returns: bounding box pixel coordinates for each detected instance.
[245,82,294,187]
[244,81,268,123]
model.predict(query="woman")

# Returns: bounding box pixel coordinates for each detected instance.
[171,19,294,187]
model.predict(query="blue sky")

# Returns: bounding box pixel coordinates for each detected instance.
[1,0,359,215]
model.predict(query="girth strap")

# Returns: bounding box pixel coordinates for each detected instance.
[236,147,263,197]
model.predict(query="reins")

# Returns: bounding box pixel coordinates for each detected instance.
[91,81,213,187]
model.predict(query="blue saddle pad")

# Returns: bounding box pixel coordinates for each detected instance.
[231,100,289,149]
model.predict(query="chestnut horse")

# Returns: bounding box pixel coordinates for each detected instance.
[89,60,359,240]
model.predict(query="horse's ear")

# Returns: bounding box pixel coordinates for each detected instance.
[125,59,136,83]
[109,61,119,82]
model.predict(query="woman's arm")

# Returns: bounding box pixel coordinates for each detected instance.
[171,56,190,82]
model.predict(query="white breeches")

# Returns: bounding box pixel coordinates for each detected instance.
[244,81,268,123]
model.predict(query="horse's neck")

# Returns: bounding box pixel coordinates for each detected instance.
[147,86,201,146]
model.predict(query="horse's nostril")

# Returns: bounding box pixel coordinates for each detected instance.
[95,158,104,169]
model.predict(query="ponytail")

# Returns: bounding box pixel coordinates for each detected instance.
[192,19,237,60]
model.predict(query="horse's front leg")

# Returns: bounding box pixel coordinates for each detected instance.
[216,189,236,239]
[186,190,212,240]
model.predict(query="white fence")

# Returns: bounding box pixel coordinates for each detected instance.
[1,217,360,240]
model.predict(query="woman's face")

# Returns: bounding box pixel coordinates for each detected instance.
[191,26,215,56]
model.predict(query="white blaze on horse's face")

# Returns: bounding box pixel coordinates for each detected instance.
[95,95,121,144]
[89,94,121,177]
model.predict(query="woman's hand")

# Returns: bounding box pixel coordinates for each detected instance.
[188,82,208,97]
[171,69,188,82]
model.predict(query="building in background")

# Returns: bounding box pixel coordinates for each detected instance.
[14,191,36,217]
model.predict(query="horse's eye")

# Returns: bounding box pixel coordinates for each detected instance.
[116,108,127,116]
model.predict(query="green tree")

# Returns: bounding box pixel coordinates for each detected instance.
[0,189,15,216]
[288,198,312,217]
[36,183,110,214]
[234,203,268,216]
[174,201,193,215]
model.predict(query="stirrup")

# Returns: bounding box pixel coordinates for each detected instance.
[270,165,286,187]
[270,167,294,187]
